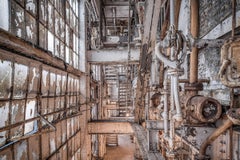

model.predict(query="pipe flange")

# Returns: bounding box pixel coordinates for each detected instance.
[186,96,222,123]
[167,68,184,76]
[226,108,240,125]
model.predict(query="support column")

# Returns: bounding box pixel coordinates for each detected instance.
[189,0,199,94]
[79,1,91,159]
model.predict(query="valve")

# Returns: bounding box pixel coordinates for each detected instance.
[186,95,222,123]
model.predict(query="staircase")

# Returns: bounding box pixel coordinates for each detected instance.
[106,134,118,146]
[104,65,118,82]
[118,72,132,117]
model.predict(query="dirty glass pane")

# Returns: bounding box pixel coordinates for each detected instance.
[54,37,60,57]
[66,1,70,24]
[11,1,25,39]
[55,10,60,38]
[13,140,28,160]
[62,73,67,95]
[13,63,28,99]
[48,98,55,122]
[11,100,25,124]
[69,49,73,66]
[48,31,54,53]
[0,102,9,146]
[41,69,49,96]
[49,72,56,96]
[0,60,12,99]
[25,0,37,16]
[28,65,39,98]
[10,125,23,140]
[59,41,65,60]
[25,12,37,44]
[24,100,37,135]
[56,73,61,95]
[59,16,65,41]
[48,2,54,33]
[68,76,73,95]
[65,25,70,46]
[39,0,47,24]
[0,0,9,31]
[39,23,47,49]
[65,46,70,63]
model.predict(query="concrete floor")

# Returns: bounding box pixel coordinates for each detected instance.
[104,134,135,160]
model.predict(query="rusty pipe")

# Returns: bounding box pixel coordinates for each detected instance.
[155,42,177,69]
[189,0,199,87]
[198,119,233,159]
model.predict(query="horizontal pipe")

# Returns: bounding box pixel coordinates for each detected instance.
[178,79,210,83]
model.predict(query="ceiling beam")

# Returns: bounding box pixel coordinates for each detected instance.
[88,121,134,134]
[87,48,140,64]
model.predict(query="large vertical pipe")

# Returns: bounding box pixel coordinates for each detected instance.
[189,0,199,87]
[170,0,175,60]
[163,76,169,136]
[170,0,175,27]
[232,0,236,38]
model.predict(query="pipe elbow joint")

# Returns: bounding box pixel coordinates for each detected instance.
[155,42,177,69]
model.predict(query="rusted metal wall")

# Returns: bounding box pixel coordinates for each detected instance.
[0,48,82,159]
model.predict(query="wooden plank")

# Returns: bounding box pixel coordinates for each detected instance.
[88,121,134,134]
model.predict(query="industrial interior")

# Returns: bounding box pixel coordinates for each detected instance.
[0,0,240,159]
